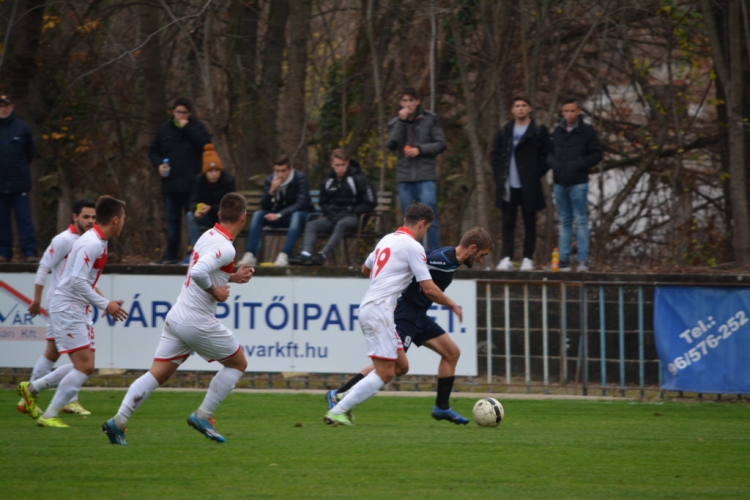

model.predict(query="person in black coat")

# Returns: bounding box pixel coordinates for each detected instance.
[238,154,313,267]
[149,97,211,264]
[290,150,376,266]
[549,97,603,272]
[491,96,550,271]
[0,94,38,262]
[184,145,236,262]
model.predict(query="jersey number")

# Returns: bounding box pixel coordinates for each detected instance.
[372,247,391,277]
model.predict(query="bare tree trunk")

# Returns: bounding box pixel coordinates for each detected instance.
[139,2,166,136]
[279,0,312,171]
[260,0,290,163]
[366,0,388,192]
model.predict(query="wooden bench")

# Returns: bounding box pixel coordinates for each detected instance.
[236,189,393,266]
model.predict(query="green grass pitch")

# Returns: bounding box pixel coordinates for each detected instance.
[1,389,749,499]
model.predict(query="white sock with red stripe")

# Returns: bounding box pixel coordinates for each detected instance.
[31,356,55,382]
[331,370,384,415]
[114,372,160,429]
[43,369,88,419]
[30,363,74,394]
[197,367,243,419]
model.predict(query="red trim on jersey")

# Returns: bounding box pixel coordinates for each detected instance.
[59,343,91,355]
[91,224,104,239]
[369,355,398,361]
[394,226,415,238]
[154,354,190,362]
[213,223,233,241]
[67,224,78,235]
[220,262,235,274]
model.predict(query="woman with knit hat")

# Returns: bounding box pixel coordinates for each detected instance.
[182,144,236,264]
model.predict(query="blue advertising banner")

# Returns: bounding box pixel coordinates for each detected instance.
[654,287,750,394]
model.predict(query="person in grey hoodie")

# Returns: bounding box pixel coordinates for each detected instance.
[386,87,446,251]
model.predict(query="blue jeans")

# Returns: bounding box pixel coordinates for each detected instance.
[186,211,218,246]
[0,192,37,258]
[245,210,308,256]
[553,183,589,263]
[398,180,439,250]
[164,192,192,259]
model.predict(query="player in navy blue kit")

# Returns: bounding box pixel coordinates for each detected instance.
[326,227,493,424]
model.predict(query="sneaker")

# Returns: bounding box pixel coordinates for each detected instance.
[559,261,572,272]
[577,261,589,272]
[151,256,178,265]
[238,252,256,267]
[62,400,91,416]
[37,416,69,427]
[520,258,534,271]
[187,412,226,443]
[324,411,353,426]
[274,252,289,267]
[289,254,313,266]
[496,257,513,271]
[17,382,38,419]
[325,390,338,410]
[311,253,326,266]
[102,418,127,445]
[431,406,470,425]
[16,397,44,415]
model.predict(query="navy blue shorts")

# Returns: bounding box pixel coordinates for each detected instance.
[394,308,446,352]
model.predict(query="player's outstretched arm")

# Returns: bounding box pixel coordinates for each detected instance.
[419,279,463,322]
[229,263,255,284]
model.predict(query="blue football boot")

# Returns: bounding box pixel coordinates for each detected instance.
[431,405,469,425]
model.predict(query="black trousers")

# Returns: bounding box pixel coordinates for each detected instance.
[501,188,537,260]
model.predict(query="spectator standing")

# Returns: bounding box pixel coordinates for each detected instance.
[491,96,550,271]
[290,149,376,266]
[238,155,312,267]
[0,94,38,262]
[549,97,603,272]
[184,144,236,263]
[386,87,446,251]
[149,97,210,265]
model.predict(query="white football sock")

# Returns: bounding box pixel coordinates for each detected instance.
[331,370,384,415]
[30,356,55,382]
[43,369,88,419]
[113,372,160,429]
[197,367,243,419]
[31,363,74,394]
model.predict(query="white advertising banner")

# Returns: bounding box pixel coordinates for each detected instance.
[0,273,477,375]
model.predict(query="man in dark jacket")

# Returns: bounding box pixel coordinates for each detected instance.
[184,144,236,262]
[238,155,312,267]
[549,97,603,272]
[290,150,376,266]
[491,96,550,271]
[149,97,211,264]
[386,87,446,251]
[0,94,37,262]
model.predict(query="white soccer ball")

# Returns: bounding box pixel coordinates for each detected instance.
[472,397,504,427]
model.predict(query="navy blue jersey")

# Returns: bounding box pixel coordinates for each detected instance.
[396,246,459,312]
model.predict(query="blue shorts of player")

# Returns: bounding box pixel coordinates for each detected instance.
[395,304,445,352]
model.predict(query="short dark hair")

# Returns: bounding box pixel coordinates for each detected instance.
[459,227,493,251]
[561,96,579,107]
[173,97,192,112]
[512,95,531,106]
[219,193,247,223]
[404,201,434,225]
[331,149,349,162]
[72,198,96,216]
[95,195,126,225]
[401,87,420,100]
[273,154,290,167]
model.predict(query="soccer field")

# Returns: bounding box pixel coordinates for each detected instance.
[1,389,748,499]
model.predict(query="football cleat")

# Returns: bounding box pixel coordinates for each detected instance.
[37,416,69,428]
[431,406,470,425]
[62,401,92,416]
[325,390,338,410]
[17,398,45,415]
[102,418,127,445]
[187,412,226,443]
[324,411,353,427]
[17,382,39,419]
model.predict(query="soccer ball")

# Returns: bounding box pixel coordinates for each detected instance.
[472,397,504,427]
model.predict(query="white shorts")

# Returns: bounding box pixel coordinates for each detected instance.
[359,301,403,361]
[153,318,241,364]
[49,309,95,354]
[46,306,94,344]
